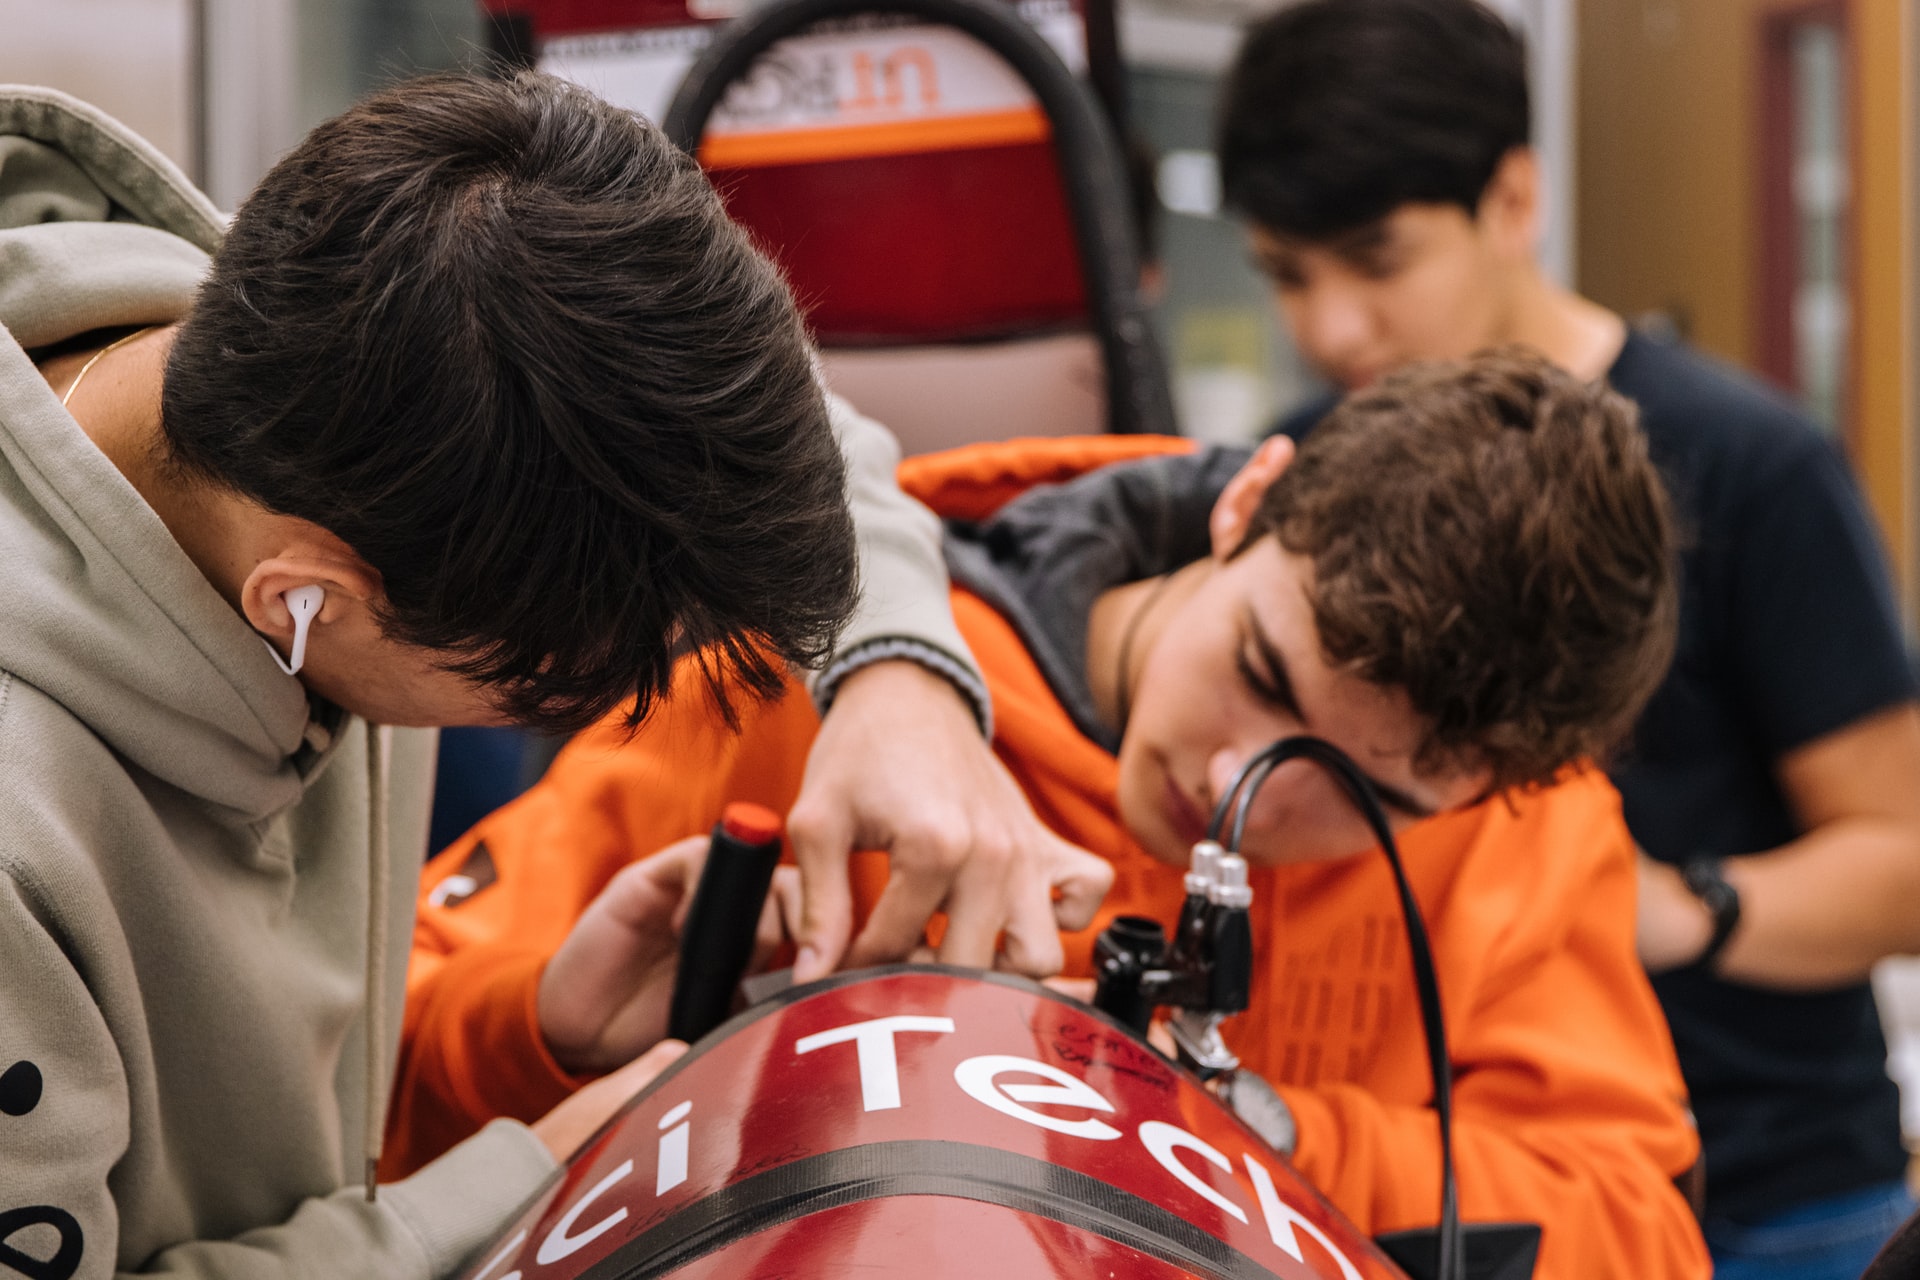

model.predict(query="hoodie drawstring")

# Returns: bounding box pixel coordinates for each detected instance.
[364,723,391,1202]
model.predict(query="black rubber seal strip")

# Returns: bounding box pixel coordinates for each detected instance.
[576,1139,1286,1280]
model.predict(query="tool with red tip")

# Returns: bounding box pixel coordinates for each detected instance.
[668,802,785,1044]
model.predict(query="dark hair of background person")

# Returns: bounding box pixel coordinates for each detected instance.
[1217,0,1530,239]
[161,70,858,732]
[1242,348,1677,790]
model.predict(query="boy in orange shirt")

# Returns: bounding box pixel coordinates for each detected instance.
[391,350,1706,1278]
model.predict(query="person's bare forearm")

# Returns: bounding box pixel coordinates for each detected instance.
[1639,702,1920,987]
[1716,816,1920,988]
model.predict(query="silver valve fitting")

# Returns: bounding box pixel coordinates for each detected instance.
[1169,1008,1241,1078]
[1186,840,1224,896]
[1207,854,1252,909]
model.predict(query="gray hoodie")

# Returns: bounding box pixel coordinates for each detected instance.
[0,85,977,1279]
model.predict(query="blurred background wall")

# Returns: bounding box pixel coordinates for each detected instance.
[1579,0,1915,616]
[0,0,198,175]
[0,0,482,209]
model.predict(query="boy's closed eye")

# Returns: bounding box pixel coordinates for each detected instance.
[1235,609,1437,822]
[1236,613,1302,718]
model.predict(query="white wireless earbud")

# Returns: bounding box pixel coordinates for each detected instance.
[267,584,325,676]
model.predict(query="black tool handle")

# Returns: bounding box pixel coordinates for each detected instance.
[667,803,784,1044]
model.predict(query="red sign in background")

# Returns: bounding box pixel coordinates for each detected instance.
[487,0,1095,345]
[459,969,1405,1280]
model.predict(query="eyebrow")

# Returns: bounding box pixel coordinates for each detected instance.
[1327,220,1393,260]
[1242,608,1439,820]
[1249,219,1397,280]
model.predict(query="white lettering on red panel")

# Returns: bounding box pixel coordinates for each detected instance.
[793,1014,957,1110]
[494,1010,1363,1279]
[952,1054,1122,1140]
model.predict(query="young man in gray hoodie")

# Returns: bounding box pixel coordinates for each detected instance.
[0,72,1108,1279]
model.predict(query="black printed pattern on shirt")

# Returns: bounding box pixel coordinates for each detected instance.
[0,1058,84,1280]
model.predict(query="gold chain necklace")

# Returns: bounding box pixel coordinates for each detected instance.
[60,325,158,409]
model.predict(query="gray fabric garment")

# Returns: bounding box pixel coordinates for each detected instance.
[818,392,993,729]
[0,83,558,1280]
[943,445,1250,751]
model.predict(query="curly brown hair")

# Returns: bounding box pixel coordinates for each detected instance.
[1242,348,1677,790]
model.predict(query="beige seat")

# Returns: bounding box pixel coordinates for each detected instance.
[821,331,1107,455]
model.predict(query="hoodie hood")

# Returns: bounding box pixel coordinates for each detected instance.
[0,85,315,824]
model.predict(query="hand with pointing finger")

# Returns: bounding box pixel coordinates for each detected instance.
[786,660,1114,982]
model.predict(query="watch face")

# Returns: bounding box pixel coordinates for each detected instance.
[1222,1069,1297,1157]
[1682,860,1736,913]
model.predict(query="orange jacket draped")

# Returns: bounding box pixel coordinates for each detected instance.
[389,437,1706,1280]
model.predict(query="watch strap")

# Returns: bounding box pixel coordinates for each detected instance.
[1679,856,1742,971]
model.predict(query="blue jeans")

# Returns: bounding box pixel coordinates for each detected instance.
[1707,1181,1915,1280]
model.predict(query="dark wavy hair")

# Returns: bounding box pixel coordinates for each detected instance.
[1218,0,1530,239]
[161,71,857,731]
[1243,349,1678,789]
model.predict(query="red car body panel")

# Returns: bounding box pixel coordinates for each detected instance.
[457,969,1405,1280]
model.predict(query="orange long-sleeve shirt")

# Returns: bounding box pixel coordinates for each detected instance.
[390,437,1706,1279]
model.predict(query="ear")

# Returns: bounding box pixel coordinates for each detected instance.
[1476,147,1542,262]
[1209,435,1296,560]
[239,553,380,656]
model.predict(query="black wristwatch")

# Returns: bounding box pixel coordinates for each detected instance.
[1679,857,1742,971]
